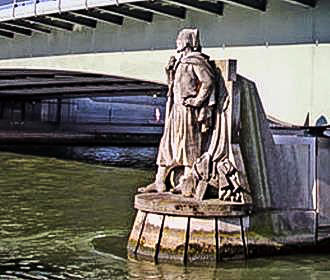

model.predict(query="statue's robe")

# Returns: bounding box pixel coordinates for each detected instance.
[157,52,217,167]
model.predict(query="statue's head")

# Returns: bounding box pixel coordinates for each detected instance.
[176,28,201,53]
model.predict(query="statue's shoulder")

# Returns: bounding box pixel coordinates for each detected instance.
[181,52,210,66]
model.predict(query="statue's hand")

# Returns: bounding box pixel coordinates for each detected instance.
[165,56,177,83]
[183,97,202,107]
[165,56,177,72]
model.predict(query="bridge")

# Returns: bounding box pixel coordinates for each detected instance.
[0,68,167,145]
[0,0,328,125]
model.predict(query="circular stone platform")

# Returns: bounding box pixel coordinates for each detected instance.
[128,193,252,264]
[135,193,252,217]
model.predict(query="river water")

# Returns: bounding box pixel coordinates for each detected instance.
[1,150,330,280]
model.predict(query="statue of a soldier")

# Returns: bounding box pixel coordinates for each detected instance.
[139,28,217,194]
[139,28,243,201]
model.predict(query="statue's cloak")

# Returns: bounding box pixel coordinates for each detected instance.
[156,52,227,168]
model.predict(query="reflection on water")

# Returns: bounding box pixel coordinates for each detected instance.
[1,151,330,279]
[0,145,158,169]
[127,256,330,280]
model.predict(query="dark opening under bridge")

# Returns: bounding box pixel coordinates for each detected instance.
[0,68,167,99]
[0,68,167,145]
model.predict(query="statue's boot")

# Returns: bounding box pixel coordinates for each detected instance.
[171,175,194,197]
[138,166,167,193]
[138,182,166,193]
[170,174,185,194]
[170,185,182,194]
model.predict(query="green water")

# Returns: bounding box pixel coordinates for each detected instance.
[1,151,330,279]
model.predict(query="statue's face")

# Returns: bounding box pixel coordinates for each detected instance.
[176,29,200,53]
[176,38,185,53]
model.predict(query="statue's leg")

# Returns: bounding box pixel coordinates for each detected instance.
[138,166,167,193]
[171,166,194,197]
[155,166,167,191]
[184,166,192,178]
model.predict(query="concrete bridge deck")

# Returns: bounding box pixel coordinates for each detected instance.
[0,0,317,40]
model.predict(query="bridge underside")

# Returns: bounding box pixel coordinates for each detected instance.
[0,68,166,100]
[0,0,317,39]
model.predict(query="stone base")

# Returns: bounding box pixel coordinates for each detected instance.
[128,193,251,264]
[128,194,322,264]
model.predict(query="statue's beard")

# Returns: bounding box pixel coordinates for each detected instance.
[176,47,185,53]
[176,46,202,53]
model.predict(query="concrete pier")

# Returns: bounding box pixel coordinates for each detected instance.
[127,59,330,264]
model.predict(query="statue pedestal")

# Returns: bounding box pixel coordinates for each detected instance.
[128,193,252,264]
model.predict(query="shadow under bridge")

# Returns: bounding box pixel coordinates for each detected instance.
[0,68,168,145]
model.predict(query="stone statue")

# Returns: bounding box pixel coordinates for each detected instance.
[139,28,244,202]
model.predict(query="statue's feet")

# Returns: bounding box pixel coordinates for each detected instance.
[138,182,166,193]
[170,185,182,194]
[170,177,193,197]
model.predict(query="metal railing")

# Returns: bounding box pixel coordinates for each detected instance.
[0,0,55,6]
[0,0,142,21]
[0,0,55,15]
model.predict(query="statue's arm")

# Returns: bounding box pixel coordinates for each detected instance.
[183,64,215,107]
[165,56,177,86]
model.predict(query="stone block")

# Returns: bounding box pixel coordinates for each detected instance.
[188,218,217,264]
[272,136,315,210]
[158,216,187,264]
[136,213,164,261]
[317,138,330,225]
[127,210,147,258]
[247,210,317,257]
[218,217,246,260]
[238,75,276,209]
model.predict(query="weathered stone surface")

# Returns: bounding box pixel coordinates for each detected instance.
[238,74,276,209]
[214,60,252,204]
[128,211,252,264]
[135,193,251,217]
[230,143,252,204]
[317,138,330,225]
[127,210,147,258]
[158,215,187,263]
[247,210,316,256]
[188,218,217,263]
[244,211,318,258]
[272,136,315,210]
[238,74,318,212]
[136,213,163,261]
[129,205,319,263]
[218,217,246,260]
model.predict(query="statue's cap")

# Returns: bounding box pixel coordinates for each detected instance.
[176,28,201,52]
